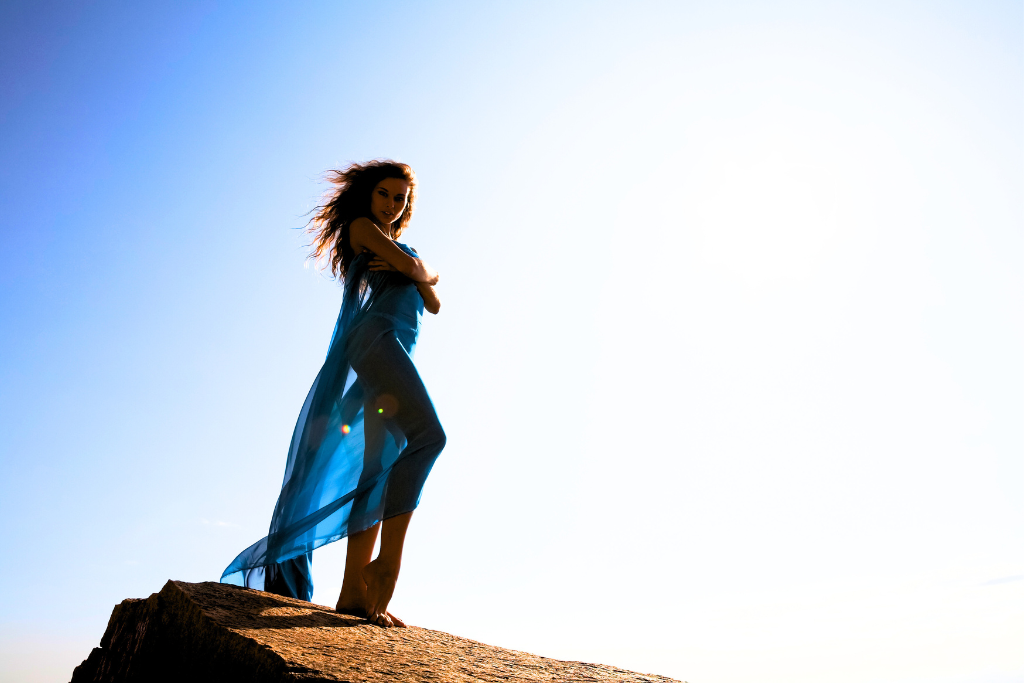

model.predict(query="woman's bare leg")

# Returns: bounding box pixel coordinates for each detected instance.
[363,511,413,627]
[345,332,444,628]
[336,523,379,613]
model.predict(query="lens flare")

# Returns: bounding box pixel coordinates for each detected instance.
[340,424,350,435]
[373,393,399,418]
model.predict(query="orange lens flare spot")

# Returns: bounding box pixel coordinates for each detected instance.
[340,424,351,434]
[373,394,399,419]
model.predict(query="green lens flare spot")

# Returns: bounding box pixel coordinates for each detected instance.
[377,408,384,414]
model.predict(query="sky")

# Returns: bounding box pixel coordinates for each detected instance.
[0,1,1021,682]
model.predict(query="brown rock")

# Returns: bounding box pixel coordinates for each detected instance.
[71,580,680,682]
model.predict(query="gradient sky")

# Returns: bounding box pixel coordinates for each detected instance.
[1,2,1021,682]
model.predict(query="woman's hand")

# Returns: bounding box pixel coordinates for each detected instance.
[367,255,398,272]
[415,281,441,315]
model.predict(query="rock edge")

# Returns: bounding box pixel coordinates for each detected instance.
[71,580,681,682]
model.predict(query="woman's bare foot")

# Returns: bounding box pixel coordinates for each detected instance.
[335,578,371,616]
[336,595,405,627]
[362,558,404,627]
[335,600,366,617]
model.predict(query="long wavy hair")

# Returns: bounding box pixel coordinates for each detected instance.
[307,160,417,280]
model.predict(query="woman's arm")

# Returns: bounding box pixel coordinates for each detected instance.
[415,282,441,315]
[366,250,442,315]
[349,217,439,284]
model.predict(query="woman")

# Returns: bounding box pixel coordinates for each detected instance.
[222,160,445,628]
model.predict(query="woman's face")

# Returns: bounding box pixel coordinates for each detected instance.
[370,177,410,230]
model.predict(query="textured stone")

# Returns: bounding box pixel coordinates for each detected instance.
[71,580,680,682]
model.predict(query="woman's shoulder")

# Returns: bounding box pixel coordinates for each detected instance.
[349,216,376,233]
[348,217,381,252]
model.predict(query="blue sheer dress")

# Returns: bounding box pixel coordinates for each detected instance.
[221,242,445,600]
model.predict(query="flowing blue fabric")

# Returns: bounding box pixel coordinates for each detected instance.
[221,242,445,600]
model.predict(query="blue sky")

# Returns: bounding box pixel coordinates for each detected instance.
[1,2,1021,682]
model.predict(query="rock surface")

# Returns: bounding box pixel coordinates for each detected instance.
[71,580,680,682]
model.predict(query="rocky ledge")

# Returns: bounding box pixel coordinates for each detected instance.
[71,580,679,682]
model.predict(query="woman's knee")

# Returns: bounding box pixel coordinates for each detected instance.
[419,420,446,456]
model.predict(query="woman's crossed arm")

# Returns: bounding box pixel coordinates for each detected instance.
[349,217,439,285]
